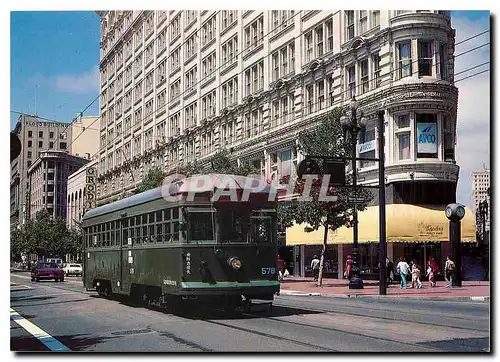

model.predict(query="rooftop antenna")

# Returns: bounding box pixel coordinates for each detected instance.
[34,85,38,117]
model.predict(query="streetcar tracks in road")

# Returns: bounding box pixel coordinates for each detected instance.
[275,298,489,333]
[202,318,338,352]
[278,296,490,323]
[241,312,479,353]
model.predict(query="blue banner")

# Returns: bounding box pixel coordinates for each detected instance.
[417,122,437,153]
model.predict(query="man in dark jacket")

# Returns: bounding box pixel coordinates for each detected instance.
[386,257,394,286]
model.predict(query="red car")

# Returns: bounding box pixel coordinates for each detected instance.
[31,262,65,282]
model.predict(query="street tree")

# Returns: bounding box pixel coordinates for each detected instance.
[209,149,257,176]
[176,161,201,177]
[278,108,373,286]
[137,166,165,193]
[10,229,23,262]
[13,210,78,261]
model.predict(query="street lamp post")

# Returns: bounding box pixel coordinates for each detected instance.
[479,199,489,244]
[341,96,367,289]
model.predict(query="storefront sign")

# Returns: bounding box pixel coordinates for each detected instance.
[387,91,449,104]
[85,167,97,210]
[417,123,437,153]
[417,222,444,238]
[358,140,376,154]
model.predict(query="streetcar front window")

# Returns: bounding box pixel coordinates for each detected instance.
[189,212,216,243]
[219,209,249,243]
[250,217,272,243]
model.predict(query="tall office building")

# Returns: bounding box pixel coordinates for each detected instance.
[10,113,100,228]
[472,166,490,231]
[11,115,72,229]
[96,10,458,208]
[27,150,90,219]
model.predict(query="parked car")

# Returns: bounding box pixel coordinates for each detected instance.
[31,262,64,282]
[63,263,82,276]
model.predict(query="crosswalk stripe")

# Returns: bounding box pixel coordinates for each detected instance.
[10,308,71,351]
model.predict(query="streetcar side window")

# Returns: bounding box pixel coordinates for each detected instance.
[135,216,141,244]
[114,221,120,246]
[97,224,102,247]
[155,223,163,243]
[107,222,112,247]
[110,221,115,246]
[142,225,148,243]
[123,218,130,245]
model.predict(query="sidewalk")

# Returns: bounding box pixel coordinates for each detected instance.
[278,276,490,302]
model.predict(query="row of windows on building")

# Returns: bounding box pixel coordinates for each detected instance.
[27,130,67,139]
[101,13,354,93]
[101,9,385,97]
[100,36,450,136]
[101,9,391,70]
[98,87,453,170]
[102,11,293,63]
[26,141,67,153]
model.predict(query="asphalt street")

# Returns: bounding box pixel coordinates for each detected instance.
[10,272,490,352]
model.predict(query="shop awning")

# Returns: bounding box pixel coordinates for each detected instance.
[286,204,476,246]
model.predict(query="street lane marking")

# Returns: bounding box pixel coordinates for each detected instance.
[10,308,70,351]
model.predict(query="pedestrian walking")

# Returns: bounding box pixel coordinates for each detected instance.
[444,256,456,288]
[311,255,320,281]
[396,257,410,289]
[277,255,285,281]
[344,255,352,279]
[426,265,436,287]
[386,257,394,286]
[426,257,439,287]
[411,263,423,289]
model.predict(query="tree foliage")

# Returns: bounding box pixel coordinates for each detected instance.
[10,210,82,261]
[209,149,257,176]
[277,108,373,286]
[137,166,166,193]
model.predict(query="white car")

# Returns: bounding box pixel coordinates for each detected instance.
[63,263,82,276]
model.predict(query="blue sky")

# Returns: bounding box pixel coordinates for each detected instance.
[9,10,490,207]
[10,11,100,127]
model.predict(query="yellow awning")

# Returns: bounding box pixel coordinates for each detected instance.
[286,204,476,245]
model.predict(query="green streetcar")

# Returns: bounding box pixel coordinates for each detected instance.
[82,174,280,313]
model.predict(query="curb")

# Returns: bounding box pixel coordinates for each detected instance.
[279,290,490,302]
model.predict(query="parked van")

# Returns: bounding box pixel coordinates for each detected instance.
[46,258,63,267]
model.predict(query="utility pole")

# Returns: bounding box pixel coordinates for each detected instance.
[377,110,387,295]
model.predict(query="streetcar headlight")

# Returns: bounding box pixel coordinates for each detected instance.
[229,257,242,270]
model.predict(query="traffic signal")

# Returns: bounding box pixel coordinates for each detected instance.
[296,157,346,186]
[296,158,321,179]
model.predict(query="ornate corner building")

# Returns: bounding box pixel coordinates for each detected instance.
[95,10,458,208]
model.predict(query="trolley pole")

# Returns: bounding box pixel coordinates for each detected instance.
[378,110,387,295]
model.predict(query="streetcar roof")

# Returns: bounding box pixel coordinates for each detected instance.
[83,186,163,220]
[83,174,278,221]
